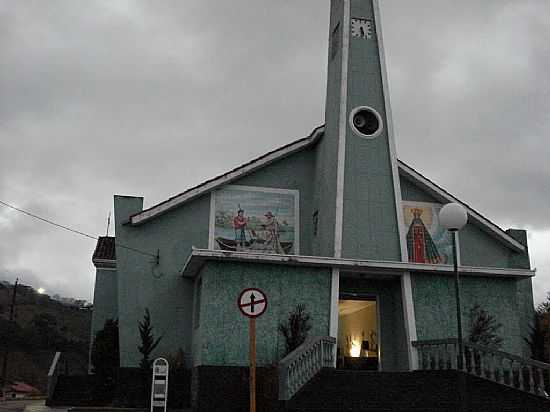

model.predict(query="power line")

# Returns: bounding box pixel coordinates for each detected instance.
[0,199,157,259]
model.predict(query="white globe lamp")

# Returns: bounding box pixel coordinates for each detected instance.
[439,203,468,232]
[439,202,468,373]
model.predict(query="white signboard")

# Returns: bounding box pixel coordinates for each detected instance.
[238,288,267,318]
[150,358,169,412]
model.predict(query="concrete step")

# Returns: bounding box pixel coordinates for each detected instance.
[285,369,550,412]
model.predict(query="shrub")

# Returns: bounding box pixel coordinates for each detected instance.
[467,304,503,349]
[278,304,312,357]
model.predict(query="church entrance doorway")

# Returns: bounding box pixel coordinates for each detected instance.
[337,296,380,371]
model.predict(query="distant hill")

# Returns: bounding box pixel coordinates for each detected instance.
[0,280,91,392]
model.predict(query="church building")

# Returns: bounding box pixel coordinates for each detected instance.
[90,0,537,408]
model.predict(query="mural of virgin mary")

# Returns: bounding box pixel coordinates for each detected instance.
[406,208,443,264]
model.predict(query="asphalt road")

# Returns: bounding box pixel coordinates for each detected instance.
[0,400,66,412]
[0,400,29,412]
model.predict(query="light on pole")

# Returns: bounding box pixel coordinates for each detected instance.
[439,202,468,369]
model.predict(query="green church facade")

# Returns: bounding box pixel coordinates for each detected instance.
[90,0,535,389]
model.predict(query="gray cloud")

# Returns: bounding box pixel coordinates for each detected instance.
[0,1,548,301]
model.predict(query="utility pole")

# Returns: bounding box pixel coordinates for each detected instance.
[106,211,111,237]
[1,278,18,396]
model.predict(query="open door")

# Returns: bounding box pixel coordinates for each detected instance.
[337,297,380,370]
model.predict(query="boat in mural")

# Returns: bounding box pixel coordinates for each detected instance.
[215,236,294,254]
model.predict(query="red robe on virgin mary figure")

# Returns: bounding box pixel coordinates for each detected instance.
[406,208,443,264]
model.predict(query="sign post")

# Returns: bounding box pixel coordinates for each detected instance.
[238,288,268,412]
[150,358,169,412]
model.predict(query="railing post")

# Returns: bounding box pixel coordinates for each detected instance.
[528,365,536,394]
[497,356,504,384]
[537,368,546,396]
[518,363,525,391]
[450,343,457,370]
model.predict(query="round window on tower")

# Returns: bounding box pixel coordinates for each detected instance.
[349,106,383,139]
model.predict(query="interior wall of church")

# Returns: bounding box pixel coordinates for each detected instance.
[337,303,378,358]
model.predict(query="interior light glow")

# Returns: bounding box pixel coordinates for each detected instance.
[350,341,361,358]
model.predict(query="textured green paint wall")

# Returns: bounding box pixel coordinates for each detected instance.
[341,0,401,261]
[400,176,439,203]
[506,229,530,269]
[196,261,331,366]
[412,273,531,355]
[231,147,317,256]
[459,225,509,268]
[90,268,118,341]
[114,194,209,367]
[311,0,346,258]
[340,275,409,371]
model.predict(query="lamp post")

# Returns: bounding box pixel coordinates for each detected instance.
[439,203,468,369]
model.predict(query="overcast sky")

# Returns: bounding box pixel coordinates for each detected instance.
[0,1,548,304]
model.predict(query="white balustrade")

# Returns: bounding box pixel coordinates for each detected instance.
[412,339,550,398]
[278,336,336,401]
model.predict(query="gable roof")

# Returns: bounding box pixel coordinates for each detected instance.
[398,161,525,253]
[128,125,525,253]
[92,236,116,267]
[130,125,324,225]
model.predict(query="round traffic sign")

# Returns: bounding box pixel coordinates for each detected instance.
[238,288,267,318]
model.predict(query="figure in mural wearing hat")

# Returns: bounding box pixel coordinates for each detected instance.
[262,211,284,254]
[406,208,443,264]
[233,207,248,249]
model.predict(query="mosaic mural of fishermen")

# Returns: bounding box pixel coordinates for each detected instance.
[211,185,299,254]
[403,201,453,264]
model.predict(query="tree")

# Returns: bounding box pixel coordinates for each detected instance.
[138,309,163,371]
[537,292,550,315]
[91,319,120,389]
[278,304,312,356]
[31,313,59,349]
[467,304,503,349]
[525,294,550,362]
[525,313,548,362]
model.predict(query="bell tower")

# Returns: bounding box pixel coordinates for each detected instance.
[320,0,407,261]
[320,0,417,370]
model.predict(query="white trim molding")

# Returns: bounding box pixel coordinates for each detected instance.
[400,272,418,369]
[373,0,418,371]
[333,0,351,259]
[208,191,216,250]
[181,248,535,279]
[329,268,340,367]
